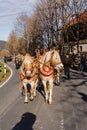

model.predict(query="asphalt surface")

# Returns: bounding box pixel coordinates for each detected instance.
[0,61,87,130]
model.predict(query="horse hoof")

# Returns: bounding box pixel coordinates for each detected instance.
[30,98,34,101]
[21,92,24,96]
[54,81,60,86]
[57,82,60,86]
[30,99,34,101]
[34,95,36,97]
[24,101,28,104]
[33,94,36,97]
[48,102,52,105]
[45,99,48,103]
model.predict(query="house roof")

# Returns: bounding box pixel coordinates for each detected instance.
[69,10,87,26]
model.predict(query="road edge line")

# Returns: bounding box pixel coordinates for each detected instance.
[0,61,13,88]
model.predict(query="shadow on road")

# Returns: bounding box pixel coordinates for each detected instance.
[11,112,36,130]
[70,69,87,78]
[61,69,87,88]
[78,92,87,102]
[37,79,45,99]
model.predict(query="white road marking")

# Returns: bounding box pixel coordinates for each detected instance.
[60,113,65,130]
[0,61,13,88]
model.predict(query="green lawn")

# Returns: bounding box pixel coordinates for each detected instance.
[0,62,11,83]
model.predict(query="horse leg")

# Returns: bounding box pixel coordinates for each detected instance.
[54,69,60,85]
[42,81,49,103]
[30,82,34,101]
[33,79,38,97]
[56,72,59,82]
[56,74,60,85]
[48,80,53,104]
[23,82,28,103]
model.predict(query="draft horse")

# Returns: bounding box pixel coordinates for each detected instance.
[39,49,63,104]
[20,53,38,103]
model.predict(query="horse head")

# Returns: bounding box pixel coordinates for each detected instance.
[50,50,63,71]
[40,50,63,69]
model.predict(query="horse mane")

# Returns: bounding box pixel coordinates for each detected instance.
[50,50,61,66]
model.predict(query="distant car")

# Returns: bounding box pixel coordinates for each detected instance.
[4,55,12,62]
[14,56,23,69]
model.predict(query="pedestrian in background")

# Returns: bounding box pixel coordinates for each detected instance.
[79,54,85,71]
[63,54,71,79]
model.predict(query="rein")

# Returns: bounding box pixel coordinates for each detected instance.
[36,58,52,69]
[36,51,54,69]
[36,51,62,69]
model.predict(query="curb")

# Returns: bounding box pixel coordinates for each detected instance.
[0,61,13,88]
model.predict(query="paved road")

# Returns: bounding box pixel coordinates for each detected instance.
[0,61,87,130]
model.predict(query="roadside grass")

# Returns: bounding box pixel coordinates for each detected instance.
[0,62,11,83]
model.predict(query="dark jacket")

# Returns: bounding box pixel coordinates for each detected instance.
[63,55,71,68]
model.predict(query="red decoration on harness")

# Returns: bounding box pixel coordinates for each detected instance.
[40,65,53,76]
[20,73,25,80]
[42,65,53,72]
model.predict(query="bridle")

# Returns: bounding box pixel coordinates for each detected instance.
[23,58,38,79]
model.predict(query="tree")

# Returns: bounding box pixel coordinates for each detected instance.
[14,13,30,51]
[0,49,10,57]
[6,31,17,55]
[7,0,86,55]
[6,31,27,55]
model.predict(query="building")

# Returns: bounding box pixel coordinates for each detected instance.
[64,10,87,53]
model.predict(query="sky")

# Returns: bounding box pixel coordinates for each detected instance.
[0,0,37,41]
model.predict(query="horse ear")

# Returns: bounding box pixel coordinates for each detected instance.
[51,51,54,57]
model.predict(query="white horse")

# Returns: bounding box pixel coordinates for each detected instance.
[39,49,63,104]
[20,53,38,103]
